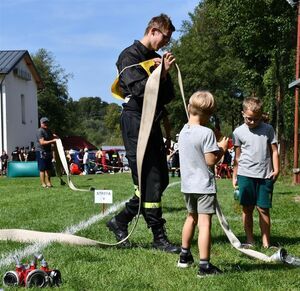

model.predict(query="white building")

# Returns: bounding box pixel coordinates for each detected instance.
[0,50,43,161]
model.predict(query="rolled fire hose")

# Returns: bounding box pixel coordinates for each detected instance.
[0,59,299,265]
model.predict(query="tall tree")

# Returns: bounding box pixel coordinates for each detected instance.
[66,97,108,145]
[169,0,297,170]
[218,0,296,169]
[31,48,72,134]
[169,1,246,135]
[31,49,124,147]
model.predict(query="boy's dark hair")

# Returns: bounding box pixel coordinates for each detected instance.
[145,13,175,35]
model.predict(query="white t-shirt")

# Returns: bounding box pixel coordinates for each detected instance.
[232,122,277,179]
[179,124,219,194]
[83,152,89,164]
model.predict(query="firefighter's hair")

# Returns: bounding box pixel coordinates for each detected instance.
[145,13,175,35]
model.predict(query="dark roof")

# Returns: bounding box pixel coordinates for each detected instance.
[0,50,43,89]
[61,136,98,151]
[0,50,26,74]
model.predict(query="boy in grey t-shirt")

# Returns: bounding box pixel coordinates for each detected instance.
[178,91,228,277]
[232,97,280,248]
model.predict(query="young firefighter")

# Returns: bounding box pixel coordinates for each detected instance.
[232,97,280,248]
[106,14,180,253]
[178,91,228,277]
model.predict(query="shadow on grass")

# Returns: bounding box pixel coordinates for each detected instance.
[270,235,300,246]
[71,183,95,189]
[276,191,295,195]
[163,206,187,213]
[222,261,298,274]
[103,241,182,253]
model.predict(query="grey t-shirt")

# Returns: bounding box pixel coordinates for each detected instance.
[36,128,53,152]
[179,124,219,194]
[232,122,277,179]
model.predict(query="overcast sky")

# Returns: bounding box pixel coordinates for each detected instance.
[0,0,200,104]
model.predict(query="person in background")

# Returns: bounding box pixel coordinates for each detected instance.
[27,146,36,161]
[83,148,89,175]
[75,149,84,171]
[178,91,228,277]
[19,147,26,161]
[170,137,180,177]
[119,153,125,172]
[95,148,103,164]
[11,146,20,161]
[70,162,82,175]
[1,150,9,175]
[36,117,58,188]
[65,150,72,166]
[106,13,179,253]
[232,97,280,248]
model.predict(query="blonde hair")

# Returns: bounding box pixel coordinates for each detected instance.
[242,97,263,113]
[145,13,175,35]
[188,91,216,117]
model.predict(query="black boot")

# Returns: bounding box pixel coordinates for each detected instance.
[60,178,66,186]
[106,217,130,247]
[152,226,181,254]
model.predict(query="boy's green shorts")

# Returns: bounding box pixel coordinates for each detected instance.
[237,175,274,208]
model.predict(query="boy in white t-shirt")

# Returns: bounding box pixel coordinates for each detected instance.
[178,91,228,277]
[232,97,279,248]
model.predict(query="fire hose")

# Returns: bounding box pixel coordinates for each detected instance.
[0,58,299,265]
[0,58,165,249]
[87,160,129,172]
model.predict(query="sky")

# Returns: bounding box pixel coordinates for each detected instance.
[0,0,200,105]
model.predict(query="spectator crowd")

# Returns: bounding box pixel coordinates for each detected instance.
[1,146,36,175]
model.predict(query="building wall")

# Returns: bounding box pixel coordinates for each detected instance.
[4,58,38,156]
[0,75,6,161]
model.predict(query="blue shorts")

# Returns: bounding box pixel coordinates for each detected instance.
[36,151,53,171]
[237,175,273,208]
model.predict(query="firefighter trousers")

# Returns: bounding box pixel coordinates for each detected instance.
[115,110,169,228]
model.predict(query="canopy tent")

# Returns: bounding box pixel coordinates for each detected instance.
[61,136,98,151]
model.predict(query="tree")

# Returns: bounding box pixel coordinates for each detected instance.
[217,0,296,169]
[103,103,123,145]
[64,97,123,146]
[32,49,123,147]
[168,0,297,170]
[31,48,73,135]
[168,1,247,135]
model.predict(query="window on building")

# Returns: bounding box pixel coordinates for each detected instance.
[21,94,26,124]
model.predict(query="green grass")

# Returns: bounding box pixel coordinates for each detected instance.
[0,174,299,290]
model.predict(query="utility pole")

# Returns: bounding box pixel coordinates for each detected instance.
[287,0,300,184]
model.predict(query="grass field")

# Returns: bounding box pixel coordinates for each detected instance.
[0,173,299,290]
